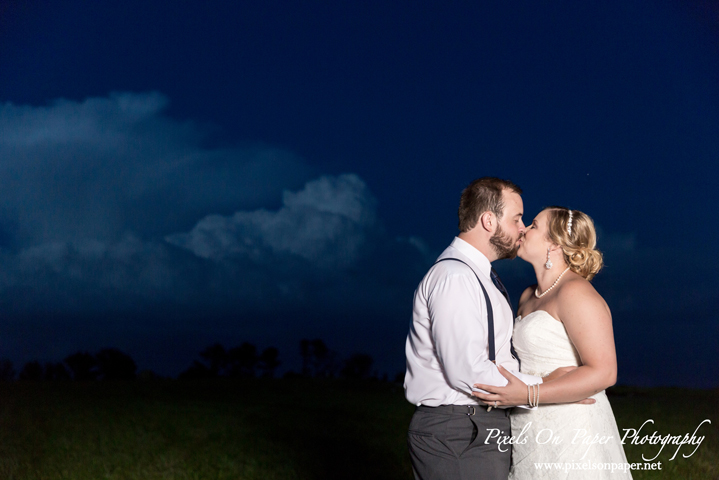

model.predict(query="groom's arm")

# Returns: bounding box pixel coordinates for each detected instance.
[499,365,543,388]
[429,272,538,396]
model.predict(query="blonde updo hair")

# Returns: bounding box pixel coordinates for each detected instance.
[544,206,603,281]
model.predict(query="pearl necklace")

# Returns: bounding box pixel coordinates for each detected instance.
[535,267,571,298]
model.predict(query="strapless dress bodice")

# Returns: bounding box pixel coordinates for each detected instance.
[513,310,582,377]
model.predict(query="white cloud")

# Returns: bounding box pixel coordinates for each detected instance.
[6,234,180,296]
[0,92,169,146]
[165,174,378,268]
[0,92,313,247]
[0,93,389,311]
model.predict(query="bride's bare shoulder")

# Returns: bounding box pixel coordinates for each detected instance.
[556,274,610,318]
[558,273,599,296]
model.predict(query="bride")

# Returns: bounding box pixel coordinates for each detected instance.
[473,207,631,479]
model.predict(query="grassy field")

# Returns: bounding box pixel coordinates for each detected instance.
[0,379,716,479]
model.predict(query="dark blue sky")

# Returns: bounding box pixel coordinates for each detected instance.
[0,1,717,386]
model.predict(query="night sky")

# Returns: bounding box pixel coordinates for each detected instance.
[0,1,717,387]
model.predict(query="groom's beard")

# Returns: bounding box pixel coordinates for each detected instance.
[490,224,520,260]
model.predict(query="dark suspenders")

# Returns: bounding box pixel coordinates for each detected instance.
[433,257,496,363]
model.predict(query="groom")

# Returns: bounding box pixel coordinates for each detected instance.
[404,177,549,480]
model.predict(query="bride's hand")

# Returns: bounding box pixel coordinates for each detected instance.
[471,365,528,407]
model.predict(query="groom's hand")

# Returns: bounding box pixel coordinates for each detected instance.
[472,365,527,407]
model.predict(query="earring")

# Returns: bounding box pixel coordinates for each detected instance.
[544,247,553,269]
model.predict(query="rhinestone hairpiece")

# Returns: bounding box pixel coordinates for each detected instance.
[567,210,573,235]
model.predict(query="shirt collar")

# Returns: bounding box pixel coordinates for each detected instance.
[449,237,492,278]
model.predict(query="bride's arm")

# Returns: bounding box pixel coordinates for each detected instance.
[473,279,617,406]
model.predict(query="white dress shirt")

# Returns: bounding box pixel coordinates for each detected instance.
[405,237,542,406]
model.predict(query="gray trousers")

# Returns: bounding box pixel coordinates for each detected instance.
[408,405,511,480]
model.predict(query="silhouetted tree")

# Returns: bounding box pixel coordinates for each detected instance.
[258,347,281,378]
[65,351,99,381]
[199,343,227,376]
[0,359,15,381]
[299,339,340,378]
[96,348,137,380]
[178,360,214,380]
[182,342,281,380]
[44,362,71,381]
[300,339,312,376]
[340,353,374,380]
[226,342,257,377]
[137,370,161,381]
[19,360,43,381]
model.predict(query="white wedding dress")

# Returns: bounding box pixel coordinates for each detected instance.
[509,310,631,479]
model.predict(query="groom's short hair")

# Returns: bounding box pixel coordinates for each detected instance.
[458,177,522,232]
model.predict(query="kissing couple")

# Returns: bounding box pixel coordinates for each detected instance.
[404,177,631,479]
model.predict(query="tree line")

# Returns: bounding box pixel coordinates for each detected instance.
[0,348,137,381]
[0,339,384,382]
